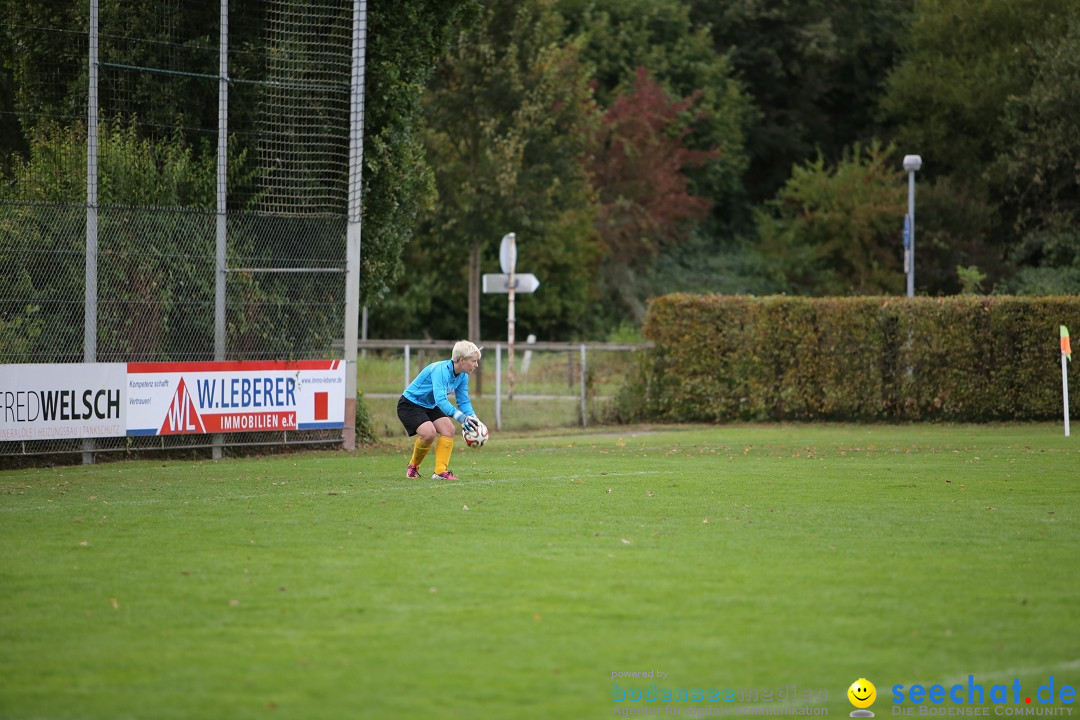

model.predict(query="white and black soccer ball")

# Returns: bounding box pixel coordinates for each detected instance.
[462,419,490,448]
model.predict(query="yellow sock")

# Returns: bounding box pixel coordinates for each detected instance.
[409,437,432,467]
[433,435,454,475]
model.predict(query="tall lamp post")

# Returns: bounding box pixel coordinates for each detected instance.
[903,154,922,298]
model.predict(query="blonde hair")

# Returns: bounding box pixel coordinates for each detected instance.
[452,340,482,362]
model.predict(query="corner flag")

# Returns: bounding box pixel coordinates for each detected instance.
[1062,326,1072,437]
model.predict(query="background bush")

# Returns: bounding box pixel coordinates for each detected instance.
[628,294,1080,422]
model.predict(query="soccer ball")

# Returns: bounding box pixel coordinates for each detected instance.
[462,419,489,448]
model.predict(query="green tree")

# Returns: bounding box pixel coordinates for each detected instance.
[756,141,906,295]
[907,176,1000,295]
[1004,232,1080,296]
[0,121,218,361]
[0,0,230,148]
[880,0,1076,182]
[956,265,987,295]
[995,15,1080,238]
[0,119,365,362]
[340,0,481,305]
[375,0,599,341]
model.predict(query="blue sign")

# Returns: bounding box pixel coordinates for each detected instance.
[903,214,911,250]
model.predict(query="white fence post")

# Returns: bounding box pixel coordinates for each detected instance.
[521,333,536,374]
[496,343,502,430]
[580,344,587,427]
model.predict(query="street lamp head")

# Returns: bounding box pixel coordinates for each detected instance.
[903,154,923,172]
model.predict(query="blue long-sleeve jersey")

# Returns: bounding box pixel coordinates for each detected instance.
[402,360,474,419]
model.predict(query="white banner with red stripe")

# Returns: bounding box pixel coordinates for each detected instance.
[126,360,346,435]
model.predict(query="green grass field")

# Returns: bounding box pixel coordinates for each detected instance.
[1,424,1078,719]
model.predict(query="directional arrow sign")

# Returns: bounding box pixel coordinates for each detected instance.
[482,273,540,294]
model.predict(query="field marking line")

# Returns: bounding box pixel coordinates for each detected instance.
[376,469,676,492]
[0,470,677,512]
[902,658,1080,689]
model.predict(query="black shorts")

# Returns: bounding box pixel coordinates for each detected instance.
[397,395,448,436]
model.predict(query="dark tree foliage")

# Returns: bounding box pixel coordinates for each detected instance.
[880,0,1080,293]
[689,0,912,204]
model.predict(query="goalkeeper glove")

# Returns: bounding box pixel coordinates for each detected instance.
[454,411,479,432]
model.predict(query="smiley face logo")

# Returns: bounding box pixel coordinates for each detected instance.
[848,678,877,709]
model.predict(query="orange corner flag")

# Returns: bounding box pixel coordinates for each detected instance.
[1062,325,1072,362]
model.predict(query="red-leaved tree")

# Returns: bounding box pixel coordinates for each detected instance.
[590,67,716,269]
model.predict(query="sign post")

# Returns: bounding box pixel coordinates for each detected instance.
[505,233,516,399]
[484,232,540,402]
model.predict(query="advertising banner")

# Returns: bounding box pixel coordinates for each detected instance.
[0,363,127,441]
[126,360,346,436]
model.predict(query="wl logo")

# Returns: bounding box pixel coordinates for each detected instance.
[159,378,206,435]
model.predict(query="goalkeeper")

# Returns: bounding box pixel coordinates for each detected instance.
[396,340,483,481]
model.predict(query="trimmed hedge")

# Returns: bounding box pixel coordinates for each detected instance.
[631,294,1080,422]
